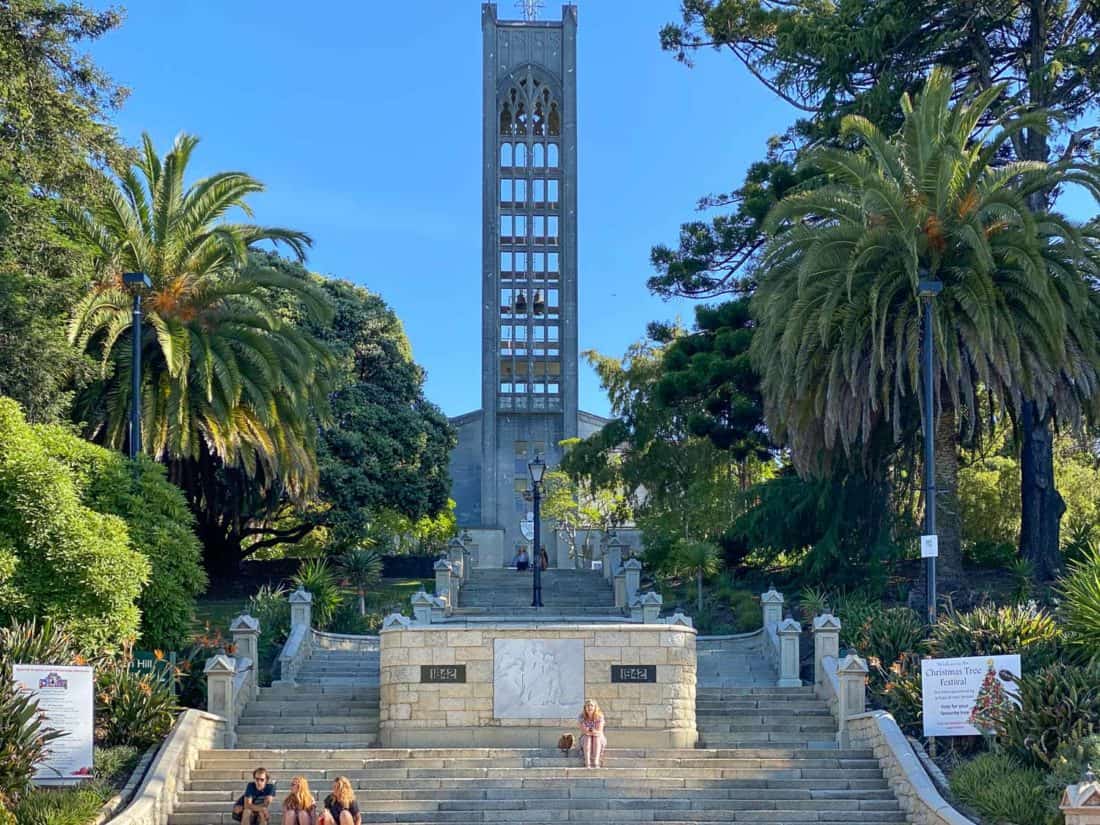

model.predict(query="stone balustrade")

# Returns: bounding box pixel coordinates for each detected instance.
[204,613,261,748]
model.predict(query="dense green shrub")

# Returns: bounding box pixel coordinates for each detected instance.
[729,589,760,632]
[928,602,1063,670]
[872,653,924,733]
[949,751,1056,825]
[0,618,80,677]
[36,426,206,651]
[832,591,882,650]
[0,398,148,653]
[10,783,109,825]
[0,678,63,806]
[996,664,1100,767]
[95,664,178,747]
[1060,546,1100,665]
[964,538,1018,569]
[291,558,343,628]
[857,607,925,668]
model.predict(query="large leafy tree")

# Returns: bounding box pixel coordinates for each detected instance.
[0,1,127,422]
[657,0,1100,577]
[65,133,333,573]
[196,254,456,565]
[752,67,1100,583]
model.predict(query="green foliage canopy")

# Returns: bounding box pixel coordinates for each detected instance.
[0,397,148,653]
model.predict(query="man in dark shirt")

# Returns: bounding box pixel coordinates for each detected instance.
[232,767,276,824]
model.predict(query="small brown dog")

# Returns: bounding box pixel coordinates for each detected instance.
[557,733,575,756]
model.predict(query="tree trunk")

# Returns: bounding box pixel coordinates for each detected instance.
[358,589,366,617]
[1019,400,1065,581]
[696,570,703,613]
[933,409,964,587]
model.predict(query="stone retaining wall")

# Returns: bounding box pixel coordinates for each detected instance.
[379,622,697,749]
[847,711,976,825]
[109,710,225,825]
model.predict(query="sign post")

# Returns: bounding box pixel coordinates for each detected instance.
[13,664,95,784]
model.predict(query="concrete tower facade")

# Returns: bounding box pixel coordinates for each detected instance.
[449,3,606,566]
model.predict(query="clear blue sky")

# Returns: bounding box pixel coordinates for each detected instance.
[87,0,795,418]
[88,2,1096,419]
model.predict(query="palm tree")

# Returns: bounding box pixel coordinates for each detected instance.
[339,545,384,616]
[65,133,333,510]
[673,539,721,613]
[752,67,1100,584]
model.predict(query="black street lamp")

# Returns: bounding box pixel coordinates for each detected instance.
[528,454,546,608]
[919,274,943,623]
[123,272,152,459]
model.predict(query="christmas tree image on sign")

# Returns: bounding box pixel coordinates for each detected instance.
[967,659,1012,735]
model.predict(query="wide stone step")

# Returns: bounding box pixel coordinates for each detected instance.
[174,798,901,813]
[180,788,896,803]
[190,768,884,782]
[197,748,875,761]
[169,811,904,824]
[196,757,880,772]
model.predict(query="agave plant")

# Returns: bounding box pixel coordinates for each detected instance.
[0,680,62,806]
[291,558,343,628]
[1060,546,1100,666]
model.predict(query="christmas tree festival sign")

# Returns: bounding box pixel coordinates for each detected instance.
[921,654,1021,737]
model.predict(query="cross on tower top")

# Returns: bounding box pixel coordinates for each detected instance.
[515,0,544,21]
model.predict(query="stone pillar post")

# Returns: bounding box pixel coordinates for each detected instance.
[434,559,454,613]
[229,614,261,701]
[761,586,783,628]
[777,618,802,688]
[629,594,643,621]
[641,592,663,623]
[447,540,465,586]
[411,590,434,624]
[836,653,869,748]
[289,588,313,628]
[204,654,237,747]
[622,558,642,604]
[606,543,623,581]
[1061,771,1100,825]
[812,613,841,694]
[614,569,626,609]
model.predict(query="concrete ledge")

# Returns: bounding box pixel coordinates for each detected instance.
[109,709,226,825]
[380,621,696,635]
[382,726,697,749]
[847,711,976,825]
[312,630,380,651]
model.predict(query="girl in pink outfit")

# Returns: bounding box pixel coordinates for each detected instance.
[578,699,606,768]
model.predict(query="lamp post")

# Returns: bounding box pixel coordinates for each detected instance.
[528,454,546,608]
[919,275,943,623]
[123,272,152,459]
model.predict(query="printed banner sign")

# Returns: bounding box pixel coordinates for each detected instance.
[921,655,1020,737]
[13,664,95,783]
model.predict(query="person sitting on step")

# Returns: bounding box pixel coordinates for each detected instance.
[513,547,530,571]
[578,699,607,768]
[232,767,276,824]
[282,776,316,825]
[319,776,361,825]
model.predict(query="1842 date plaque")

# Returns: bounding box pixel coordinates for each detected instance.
[611,665,656,683]
[420,665,466,683]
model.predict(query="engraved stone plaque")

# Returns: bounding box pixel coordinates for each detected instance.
[420,665,466,683]
[493,638,584,718]
[611,665,656,683]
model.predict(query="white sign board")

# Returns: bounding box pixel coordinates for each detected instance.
[13,665,95,783]
[921,655,1020,737]
[920,535,939,558]
[520,512,535,541]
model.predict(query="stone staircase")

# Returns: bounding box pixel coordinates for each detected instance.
[235,648,380,749]
[696,686,839,750]
[168,747,906,824]
[454,568,619,618]
[697,632,777,688]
